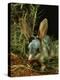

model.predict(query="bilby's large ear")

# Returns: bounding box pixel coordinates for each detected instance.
[38,18,48,39]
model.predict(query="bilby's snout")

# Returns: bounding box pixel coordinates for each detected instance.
[28,54,32,61]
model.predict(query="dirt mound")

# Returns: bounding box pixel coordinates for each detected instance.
[8,53,58,77]
[9,53,23,65]
[10,65,40,77]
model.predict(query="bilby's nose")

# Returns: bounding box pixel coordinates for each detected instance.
[28,54,32,60]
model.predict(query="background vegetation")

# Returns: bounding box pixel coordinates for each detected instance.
[10,3,39,57]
